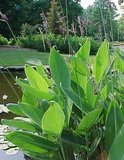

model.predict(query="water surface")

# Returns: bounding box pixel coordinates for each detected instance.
[0,70,27,160]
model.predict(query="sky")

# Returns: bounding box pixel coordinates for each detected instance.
[81,0,121,12]
[81,0,122,17]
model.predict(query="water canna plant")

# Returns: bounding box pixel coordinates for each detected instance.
[1,39,124,160]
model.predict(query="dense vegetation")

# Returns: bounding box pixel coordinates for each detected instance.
[0,33,101,55]
[1,40,124,159]
[0,0,124,41]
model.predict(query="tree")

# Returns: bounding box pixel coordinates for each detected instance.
[0,0,83,38]
[118,0,124,5]
[118,16,124,41]
[86,0,118,41]
[59,0,84,29]
[0,0,51,38]
[46,0,66,34]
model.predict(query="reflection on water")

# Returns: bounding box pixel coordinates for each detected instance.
[0,150,26,160]
[0,70,27,160]
[0,71,24,104]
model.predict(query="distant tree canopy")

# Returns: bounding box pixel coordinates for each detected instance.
[0,0,123,41]
[0,0,83,38]
[86,0,118,41]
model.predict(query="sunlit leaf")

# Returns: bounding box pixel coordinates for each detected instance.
[36,65,53,88]
[76,107,102,135]
[76,38,90,63]
[6,131,58,154]
[19,103,44,127]
[86,79,97,108]
[49,47,71,89]
[105,101,123,152]
[108,124,124,160]
[70,56,89,76]
[7,103,25,117]
[17,79,54,100]
[42,102,65,136]
[93,40,109,83]
[61,129,85,147]
[1,119,37,132]
[25,65,49,92]
[62,86,92,113]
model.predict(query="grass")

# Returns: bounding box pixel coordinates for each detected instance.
[0,47,49,67]
[0,46,95,68]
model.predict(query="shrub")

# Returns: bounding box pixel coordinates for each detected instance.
[0,34,8,45]
[18,34,101,55]
[20,23,38,37]
[1,40,124,160]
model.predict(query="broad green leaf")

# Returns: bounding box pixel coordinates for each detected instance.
[62,86,92,113]
[76,38,90,62]
[93,40,109,83]
[7,103,25,117]
[6,131,58,154]
[70,56,88,90]
[71,69,87,91]
[76,107,102,135]
[49,47,71,89]
[25,65,49,92]
[38,99,50,114]
[105,101,123,152]
[71,80,85,98]
[17,79,54,100]
[42,102,65,136]
[86,79,97,108]
[1,119,37,132]
[22,90,38,106]
[19,103,44,127]
[89,129,102,156]
[108,124,124,160]
[70,56,89,76]
[114,49,124,73]
[36,65,53,88]
[101,81,112,100]
[23,151,50,160]
[61,129,85,147]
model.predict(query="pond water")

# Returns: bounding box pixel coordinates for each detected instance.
[0,150,26,160]
[0,70,27,160]
[0,70,24,105]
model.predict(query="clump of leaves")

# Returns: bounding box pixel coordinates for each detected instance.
[1,39,124,160]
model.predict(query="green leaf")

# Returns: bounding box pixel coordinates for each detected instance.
[105,101,123,152]
[114,49,124,72]
[25,65,49,92]
[61,129,85,147]
[71,80,85,98]
[89,129,102,156]
[22,90,38,106]
[62,86,92,113]
[49,47,71,89]
[86,79,97,108]
[76,38,90,62]
[70,56,89,76]
[7,103,25,117]
[108,124,124,160]
[36,65,53,88]
[76,107,102,135]
[71,68,87,91]
[1,119,37,132]
[19,103,44,127]
[6,131,58,154]
[93,40,109,83]
[101,81,112,100]
[42,102,65,136]
[17,79,54,100]
[38,99,50,114]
